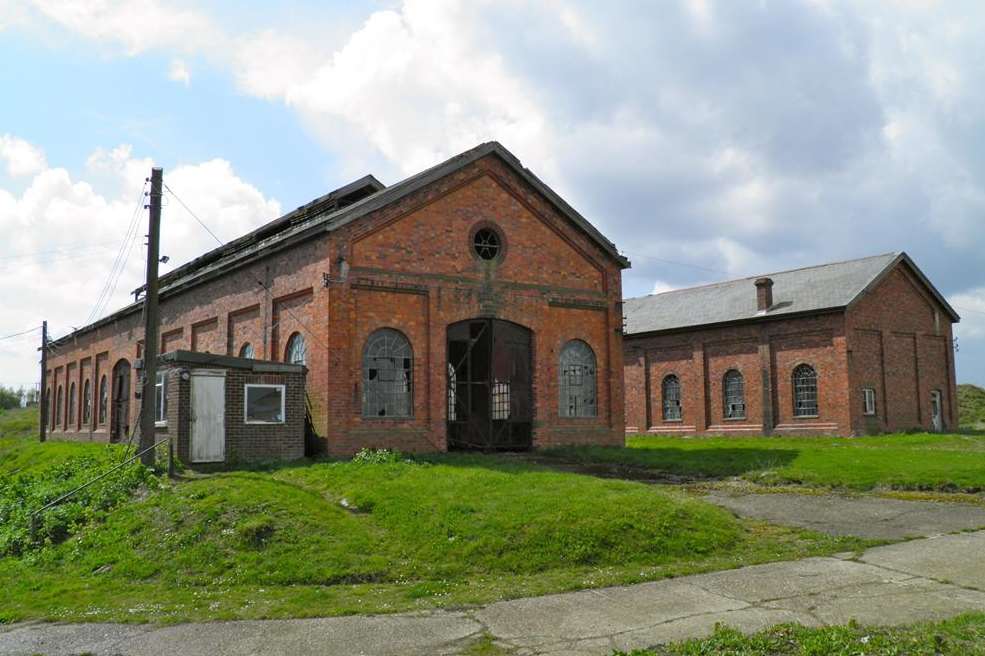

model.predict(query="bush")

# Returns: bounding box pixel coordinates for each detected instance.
[0,452,154,556]
[351,448,405,464]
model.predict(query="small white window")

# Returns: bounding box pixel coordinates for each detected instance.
[245,384,286,424]
[862,388,876,416]
[155,371,168,425]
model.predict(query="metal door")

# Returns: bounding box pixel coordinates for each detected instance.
[930,390,943,432]
[447,319,532,450]
[111,360,131,443]
[191,371,225,463]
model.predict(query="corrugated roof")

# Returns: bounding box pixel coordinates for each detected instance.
[624,252,903,335]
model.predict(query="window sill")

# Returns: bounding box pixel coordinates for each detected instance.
[246,420,286,425]
[793,414,820,420]
[360,416,414,422]
[155,421,167,428]
[723,416,747,422]
[662,418,684,423]
[862,412,877,417]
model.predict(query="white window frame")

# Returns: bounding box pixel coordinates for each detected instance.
[244,384,286,425]
[862,388,876,416]
[155,371,168,426]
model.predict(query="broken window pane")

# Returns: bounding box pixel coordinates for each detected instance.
[362,329,413,418]
[559,340,597,418]
[246,384,285,423]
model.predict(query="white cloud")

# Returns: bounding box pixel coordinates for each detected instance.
[0,136,280,388]
[10,0,985,382]
[0,134,47,177]
[29,0,218,55]
[168,58,190,85]
[952,288,985,340]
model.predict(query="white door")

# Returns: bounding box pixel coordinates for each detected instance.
[930,390,943,433]
[191,371,225,463]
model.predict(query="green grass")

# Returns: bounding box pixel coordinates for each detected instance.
[618,613,985,655]
[960,383,985,429]
[542,431,985,492]
[0,444,871,624]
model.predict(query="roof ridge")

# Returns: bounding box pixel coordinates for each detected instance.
[626,252,899,302]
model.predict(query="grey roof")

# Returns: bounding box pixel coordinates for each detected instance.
[623,252,959,335]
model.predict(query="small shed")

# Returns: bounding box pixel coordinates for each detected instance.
[155,350,307,466]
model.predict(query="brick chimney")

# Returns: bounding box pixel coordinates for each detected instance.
[755,277,773,312]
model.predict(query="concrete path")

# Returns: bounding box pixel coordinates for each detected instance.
[4,530,985,656]
[706,491,985,539]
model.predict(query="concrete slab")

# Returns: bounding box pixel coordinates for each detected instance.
[5,530,985,656]
[860,530,985,589]
[706,492,985,539]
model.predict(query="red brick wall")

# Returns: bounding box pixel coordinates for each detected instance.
[44,153,626,455]
[624,313,849,436]
[846,263,957,433]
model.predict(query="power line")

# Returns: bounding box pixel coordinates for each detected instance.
[87,181,149,324]
[0,326,41,341]
[164,184,332,354]
[619,250,729,275]
[163,183,223,245]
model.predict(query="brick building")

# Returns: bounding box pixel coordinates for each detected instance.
[623,253,959,436]
[43,142,629,456]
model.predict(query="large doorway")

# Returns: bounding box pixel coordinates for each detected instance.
[447,319,533,451]
[110,359,131,443]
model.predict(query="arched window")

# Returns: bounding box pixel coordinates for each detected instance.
[793,364,818,417]
[82,380,92,426]
[559,340,597,417]
[68,382,77,426]
[362,328,412,417]
[239,343,255,359]
[98,375,108,425]
[285,333,306,365]
[662,375,682,421]
[723,370,745,419]
[55,385,63,427]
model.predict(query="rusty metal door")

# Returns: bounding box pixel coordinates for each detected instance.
[447,319,532,451]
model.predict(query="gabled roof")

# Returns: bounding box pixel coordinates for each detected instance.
[53,142,626,347]
[138,141,627,298]
[623,252,959,336]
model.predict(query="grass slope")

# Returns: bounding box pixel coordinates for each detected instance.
[959,384,985,429]
[619,613,985,655]
[0,450,870,623]
[543,431,985,492]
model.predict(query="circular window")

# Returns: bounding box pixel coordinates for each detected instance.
[473,227,501,260]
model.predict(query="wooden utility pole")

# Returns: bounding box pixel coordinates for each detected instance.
[139,167,163,467]
[39,320,47,442]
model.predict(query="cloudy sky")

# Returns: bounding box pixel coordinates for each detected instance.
[1,0,984,389]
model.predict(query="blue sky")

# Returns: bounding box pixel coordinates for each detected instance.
[1,0,984,389]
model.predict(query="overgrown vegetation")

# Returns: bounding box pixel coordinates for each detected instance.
[543,431,985,492]
[960,383,985,429]
[0,444,871,623]
[0,407,154,556]
[617,613,985,655]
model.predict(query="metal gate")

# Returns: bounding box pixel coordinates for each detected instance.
[447,319,532,451]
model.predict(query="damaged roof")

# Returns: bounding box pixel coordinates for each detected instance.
[623,252,959,336]
[52,142,627,347]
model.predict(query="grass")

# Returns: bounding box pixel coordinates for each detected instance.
[960,383,985,429]
[618,613,985,655]
[0,435,873,624]
[541,431,985,493]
